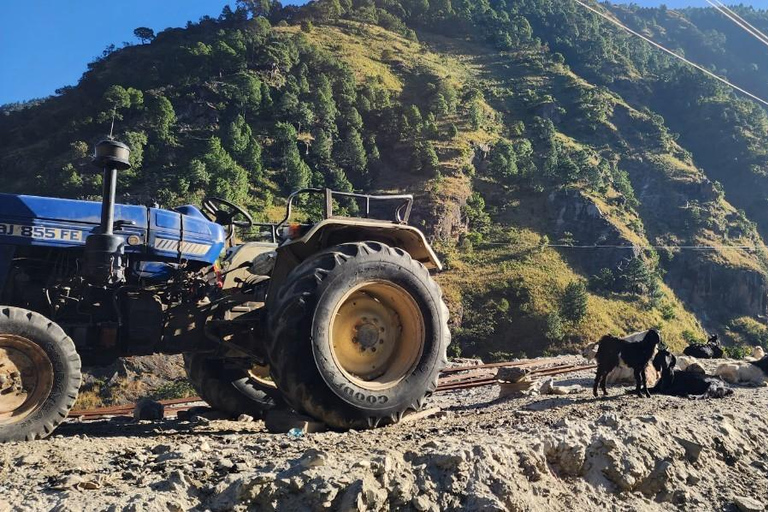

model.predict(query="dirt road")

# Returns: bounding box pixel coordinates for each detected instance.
[1,358,766,511]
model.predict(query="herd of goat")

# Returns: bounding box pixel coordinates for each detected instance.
[587,331,768,399]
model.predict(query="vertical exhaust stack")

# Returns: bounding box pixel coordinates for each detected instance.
[83,139,131,285]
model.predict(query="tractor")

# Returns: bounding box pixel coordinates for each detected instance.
[0,139,449,441]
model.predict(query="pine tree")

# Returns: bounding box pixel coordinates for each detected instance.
[560,282,589,323]
[489,139,518,181]
[338,128,368,178]
[146,94,176,143]
[276,122,310,192]
[202,137,249,204]
[311,129,334,165]
[469,101,483,130]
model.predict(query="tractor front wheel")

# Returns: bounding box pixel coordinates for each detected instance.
[266,242,449,429]
[183,353,280,418]
[0,307,81,442]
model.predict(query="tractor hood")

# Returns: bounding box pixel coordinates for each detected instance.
[0,193,225,265]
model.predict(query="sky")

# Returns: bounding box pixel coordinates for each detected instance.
[1,0,767,105]
[0,1,307,105]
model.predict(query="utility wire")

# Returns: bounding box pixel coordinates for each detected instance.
[482,242,758,250]
[706,0,768,49]
[570,0,768,107]
[711,0,768,46]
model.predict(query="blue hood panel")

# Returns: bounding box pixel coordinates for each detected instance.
[0,194,225,265]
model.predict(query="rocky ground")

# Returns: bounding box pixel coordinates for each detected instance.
[1,357,767,512]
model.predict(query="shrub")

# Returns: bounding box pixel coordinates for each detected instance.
[723,345,752,360]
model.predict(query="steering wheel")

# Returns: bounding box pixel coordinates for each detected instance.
[201,197,253,229]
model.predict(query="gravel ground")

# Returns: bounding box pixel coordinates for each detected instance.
[1,357,767,512]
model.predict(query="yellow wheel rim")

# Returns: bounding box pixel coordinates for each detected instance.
[248,364,277,390]
[329,281,425,391]
[0,334,53,425]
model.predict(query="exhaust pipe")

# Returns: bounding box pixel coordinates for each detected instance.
[83,139,131,285]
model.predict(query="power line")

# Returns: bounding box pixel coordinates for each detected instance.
[570,0,768,107]
[482,242,759,251]
[711,0,768,46]
[706,0,768,49]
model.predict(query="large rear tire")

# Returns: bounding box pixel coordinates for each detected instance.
[183,353,279,418]
[266,242,449,429]
[0,307,81,442]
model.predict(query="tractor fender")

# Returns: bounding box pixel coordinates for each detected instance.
[269,219,441,295]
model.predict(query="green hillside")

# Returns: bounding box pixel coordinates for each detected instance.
[3,0,768,357]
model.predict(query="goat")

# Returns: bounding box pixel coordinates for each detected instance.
[746,346,766,362]
[683,334,724,359]
[583,332,660,386]
[716,356,768,387]
[651,350,733,399]
[593,329,661,398]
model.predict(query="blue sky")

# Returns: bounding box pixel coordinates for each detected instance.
[0,1,307,105]
[1,0,767,105]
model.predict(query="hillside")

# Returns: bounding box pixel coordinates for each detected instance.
[3,0,768,357]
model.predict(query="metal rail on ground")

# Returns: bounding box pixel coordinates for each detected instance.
[68,358,596,420]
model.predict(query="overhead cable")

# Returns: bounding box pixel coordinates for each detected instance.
[711,0,768,46]
[570,0,768,107]
[482,242,758,251]
[706,0,768,49]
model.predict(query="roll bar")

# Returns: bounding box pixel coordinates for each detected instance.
[275,188,414,229]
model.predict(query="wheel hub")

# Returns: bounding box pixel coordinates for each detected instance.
[354,322,383,350]
[0,335,53,424]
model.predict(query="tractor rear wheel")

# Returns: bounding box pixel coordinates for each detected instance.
[266,242,449,429]
[0,307,81,442]
[183,353,280,418]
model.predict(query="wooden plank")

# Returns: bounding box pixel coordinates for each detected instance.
[399,407,441,424]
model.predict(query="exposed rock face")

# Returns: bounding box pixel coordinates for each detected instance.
[412,183,471,243]
[666,255,768,319]
[547,189,639,275]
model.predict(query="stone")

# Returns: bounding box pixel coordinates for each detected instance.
[133,399,164,421]
[192,415,211,425]
[734,496,765,512]
[496,366,530,383]
[166,501,184,512]
[0,499,12,512]
[674,436,704,463]
[300,449,328,469]
[498,379,535,398]
[237,414,254,423]
[598,413,621,429]
[216,458,235,471]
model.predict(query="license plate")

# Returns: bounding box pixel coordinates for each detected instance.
[0,223,85,242]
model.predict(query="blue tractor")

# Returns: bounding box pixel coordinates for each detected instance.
[0,139,449,441]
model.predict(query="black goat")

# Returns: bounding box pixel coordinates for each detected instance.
[593,330,661,398]
[651,350,733,399]
[752,355,768,376]
[683,334,724,359]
